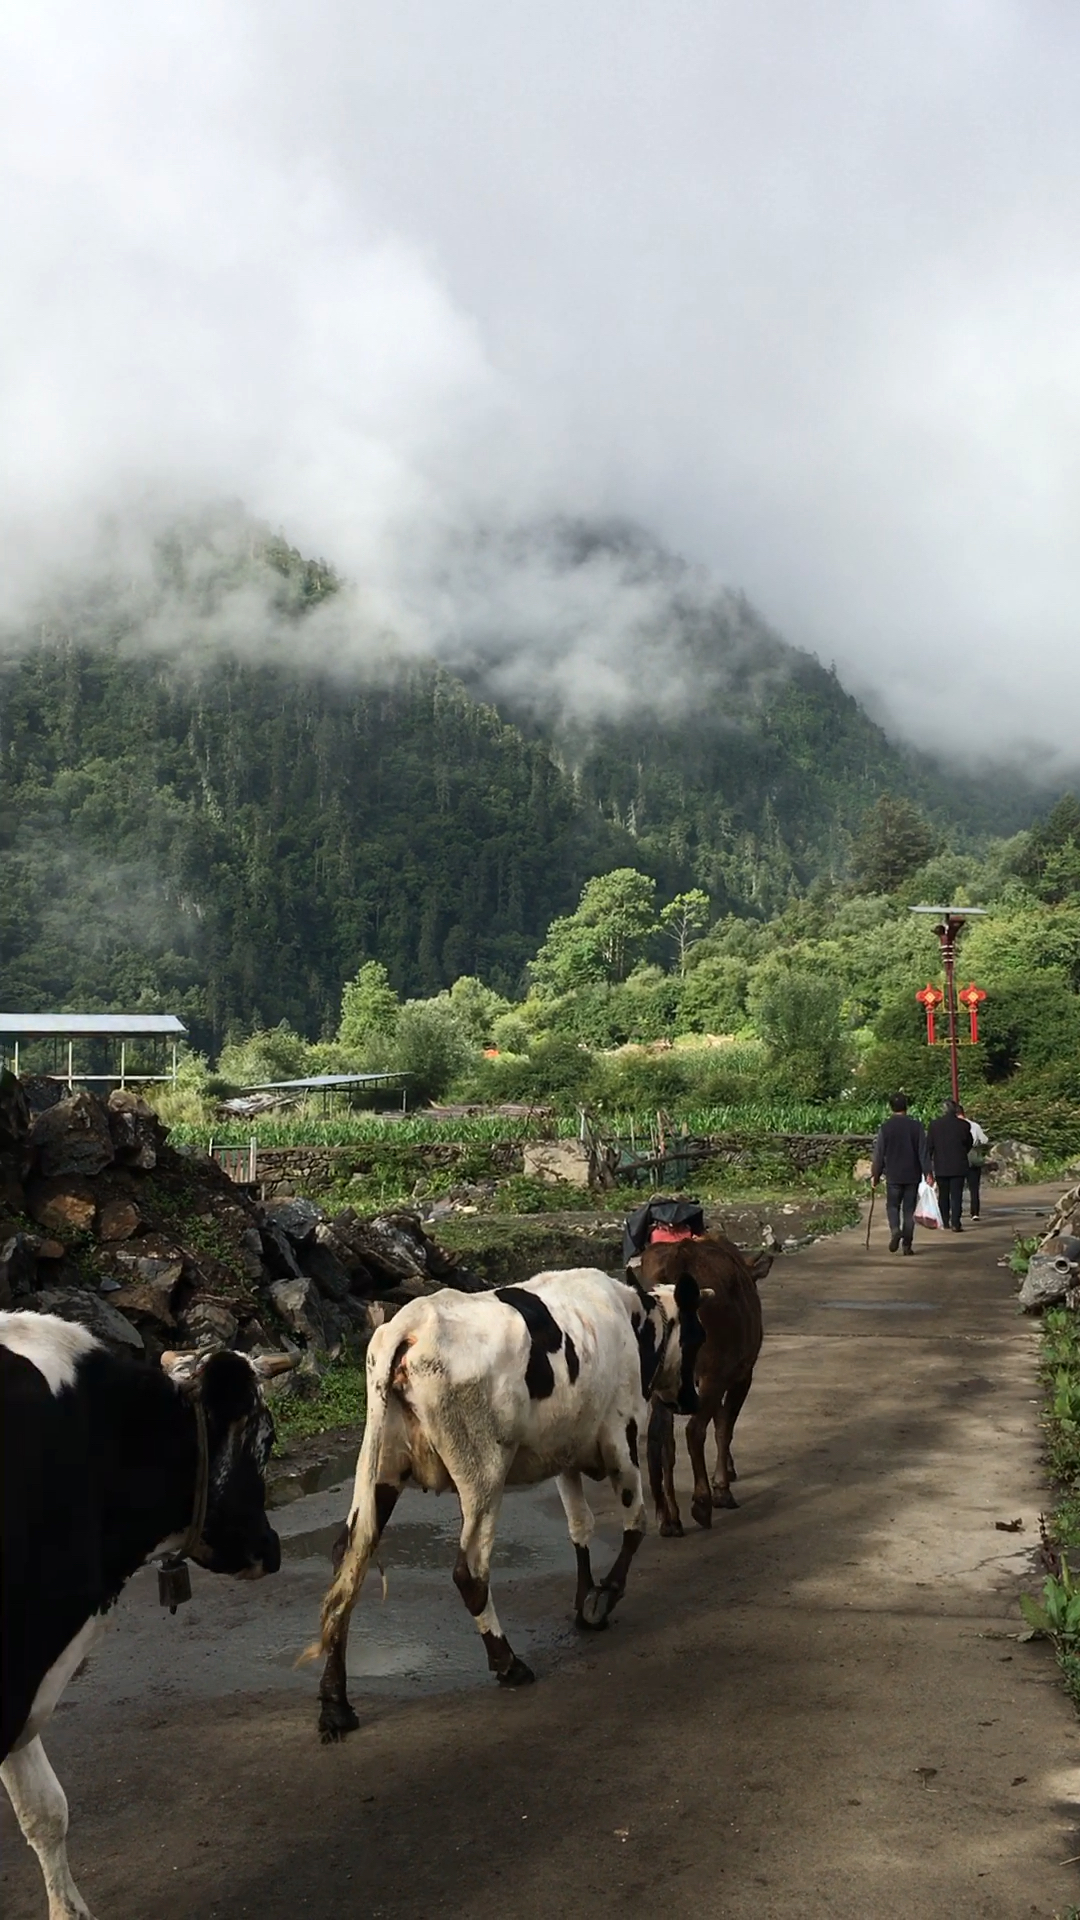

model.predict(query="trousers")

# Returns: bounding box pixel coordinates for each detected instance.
[937,1173,965,1230]
[966,1165,982,1217]
[885,1181,918,1245]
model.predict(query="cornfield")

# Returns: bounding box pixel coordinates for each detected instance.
[169,1098,887,1150]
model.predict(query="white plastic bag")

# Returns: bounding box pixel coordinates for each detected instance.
[915,1178,943,1229]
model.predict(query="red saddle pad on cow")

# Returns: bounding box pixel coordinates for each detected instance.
[647,1225,701,1245]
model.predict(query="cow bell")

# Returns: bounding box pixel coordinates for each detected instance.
[158,1557,193,1614]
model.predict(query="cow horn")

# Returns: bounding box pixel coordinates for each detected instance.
[249,1352,298,1378]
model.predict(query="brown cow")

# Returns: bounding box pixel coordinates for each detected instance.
[641,1234,769,1534]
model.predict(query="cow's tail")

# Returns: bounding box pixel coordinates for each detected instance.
[300,1331,402,1663]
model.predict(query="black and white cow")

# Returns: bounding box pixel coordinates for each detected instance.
[0,1310,282,1920]
[308,1267,702,1740]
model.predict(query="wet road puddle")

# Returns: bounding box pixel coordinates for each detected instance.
[267,1482,598,1691]
[65,1482,617,1709]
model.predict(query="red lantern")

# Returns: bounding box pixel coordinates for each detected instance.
[915,983,944,1046]
[957,982,987,1045]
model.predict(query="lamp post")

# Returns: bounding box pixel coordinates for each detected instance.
[909,905,988,1105]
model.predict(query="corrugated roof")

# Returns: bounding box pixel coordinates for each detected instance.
[0,1014,188,1037]
[241,1072,410,1091]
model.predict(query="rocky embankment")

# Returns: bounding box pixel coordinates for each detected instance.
[0,1071,482,1367]
[1019,1182,1080,1311]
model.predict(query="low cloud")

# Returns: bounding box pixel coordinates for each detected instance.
[4,1,1080,763]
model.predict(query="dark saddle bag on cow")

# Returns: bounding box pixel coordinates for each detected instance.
[622,1197,706,1269]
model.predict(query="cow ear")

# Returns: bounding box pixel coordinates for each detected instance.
[199,1349,260,1423]
[673,1274,701,1313]
[749,1255,773,1282]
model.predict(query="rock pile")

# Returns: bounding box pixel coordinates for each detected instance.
[1019,1182,1080,1311]
[0,1071,482,1363]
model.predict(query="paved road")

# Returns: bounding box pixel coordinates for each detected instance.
[5,1188,1080,1919]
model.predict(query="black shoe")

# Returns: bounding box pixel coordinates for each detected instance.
[889,1232,901,1253]
[954,1222,963,1233]
[902,1242,914,1255]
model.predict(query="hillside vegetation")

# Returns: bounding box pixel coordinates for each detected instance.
[134,792,1080,1166]
[0,519,1058,1055]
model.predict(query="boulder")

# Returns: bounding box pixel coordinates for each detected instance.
[0,1230,41,1306]
[182,1298,240,1347]
[1,1230,58,1296]
[27,1177,97,1236]
[110,1249,186,1290]
[522,1139,592,1188]
[0,1159,26,1216]
[239,1227,268,1282]
[301,1230,355,1303]
[19,1076,67,1117]
[29,1091,115,1179]
[98,1199,140,1243]
[1019,1249,1079,1312]
[34,1287,145,1355]
[263,1196,324,1245]
[0,1068,31,1152]
[989,1139,1038,1185]
[106,1090,165,1170]
[359,1213,433,1284]
[269,1277,334,1351]
[1039,1185,1080,1247]
[109,1282,181,1332]
[260,1220,303,1280]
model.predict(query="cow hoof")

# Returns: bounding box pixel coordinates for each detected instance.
[578,1586,616,1629]
[318,1700,360,1743]
[659,1518,684,1538]
[691,1496,713,1529]
[711,1488,739,1510]
[497,1656,536,1687]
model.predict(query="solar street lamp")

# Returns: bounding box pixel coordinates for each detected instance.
[909,906,989,1105]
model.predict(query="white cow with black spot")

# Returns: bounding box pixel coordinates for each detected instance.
[308,1267,704,1740]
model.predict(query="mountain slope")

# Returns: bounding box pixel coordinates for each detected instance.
[0,518,1058,1045]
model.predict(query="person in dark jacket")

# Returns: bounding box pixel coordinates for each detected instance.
[871,1093,932,1254]
[957,1104,988,1220]
[928,1098,974,1230]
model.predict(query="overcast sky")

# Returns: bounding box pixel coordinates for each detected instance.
[3,1,1079,761]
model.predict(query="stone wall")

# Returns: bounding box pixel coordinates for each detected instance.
[251,1132,878,1197]
[254,1139,524,1197]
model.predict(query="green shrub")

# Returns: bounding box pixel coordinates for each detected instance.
[217,1021,312,1089]
[677,955,750,1033]
[599,1050,690,1110]
[392,1000,472,1104]
[493,1175,592,1213]
[338,961,400,1051]
[750,964,850,1100]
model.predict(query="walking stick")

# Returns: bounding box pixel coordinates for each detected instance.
[865,1185,877,1250]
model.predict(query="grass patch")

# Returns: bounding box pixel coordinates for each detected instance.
[1009,1233,1042,1278]
[1024,1308,1080,1710]
[433,1214,623,1287]
[272,1362,367,1446]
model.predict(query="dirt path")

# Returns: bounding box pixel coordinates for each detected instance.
[5,1187,1080,1919]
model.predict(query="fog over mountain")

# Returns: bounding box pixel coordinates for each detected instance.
[3,2,1079,763]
